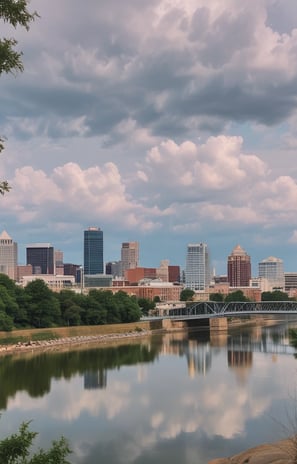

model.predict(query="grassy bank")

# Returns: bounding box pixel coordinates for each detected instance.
[0,321,151,346]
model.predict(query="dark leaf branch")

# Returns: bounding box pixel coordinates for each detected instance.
[0,0,38,30]
[0,0,38,193]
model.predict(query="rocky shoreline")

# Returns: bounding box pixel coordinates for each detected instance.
[0,329,152,355]
[208,438,295,464]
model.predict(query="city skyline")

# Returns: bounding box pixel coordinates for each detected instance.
[2,1,297,273]
[3,226,295,279]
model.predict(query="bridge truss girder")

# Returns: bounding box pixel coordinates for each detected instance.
[182,301,297,316]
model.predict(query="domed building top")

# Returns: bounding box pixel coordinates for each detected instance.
[231,244,248,256]
[260,256,283,263]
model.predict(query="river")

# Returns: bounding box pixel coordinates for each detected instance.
[1,316,297,463]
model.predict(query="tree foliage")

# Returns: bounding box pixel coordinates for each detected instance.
[209,292,224,302]
[0,274,142,330]
[138,297,155,316]
[261,290,290,301]
[180,288,195,301]
[225,290,250,302]
[0,421,71,464]
[0,0,38,194]
[0,1,38,76]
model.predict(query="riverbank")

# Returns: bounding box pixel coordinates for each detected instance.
[0,315,287,356]
[0,327,153,355]
[208,438,295,463]
[0,321,154,355]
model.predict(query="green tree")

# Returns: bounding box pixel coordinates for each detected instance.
[114,291,142,322]
[0,1,38,194]
[0,285,19,319]
[85,295,107,325]
[0,421,71,463]
[58,290,83,326]
[24,280,61,328]
[14,286,29,327]
[261,290,290,301]
[225,290,250,302]
[0,275,28,327]
[138,298,155,316]
[63,305,81,326]
[0,273,17,295]
[209,292,224,302]
[0,311,14,331]
[180,288,195,301]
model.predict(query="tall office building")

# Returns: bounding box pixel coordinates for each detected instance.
[227,244,251,287]
[258,256,284,291]
[84,227,104,275]
[55,249,64,275]
[26,243,54,274]
[121,241,139,277]
[185,243,210,291]
[0,230,17,280]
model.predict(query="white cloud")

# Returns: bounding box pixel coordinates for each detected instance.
[3,0,297,268]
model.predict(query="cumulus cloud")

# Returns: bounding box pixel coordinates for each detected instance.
[1,162,164,232]
[2,0,297,268]
[3,133,297,259]
[4,0,297,145]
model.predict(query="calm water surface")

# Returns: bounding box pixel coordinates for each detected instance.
[2,316,297,463]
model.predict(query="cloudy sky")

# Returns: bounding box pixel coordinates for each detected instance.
[2,0,297,274]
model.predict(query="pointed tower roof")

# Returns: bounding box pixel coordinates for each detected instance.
[231,244,248,256]
[0,230,12,240]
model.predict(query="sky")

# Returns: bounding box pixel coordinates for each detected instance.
[2,0,297,275]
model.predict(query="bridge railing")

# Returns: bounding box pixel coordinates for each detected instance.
[168,301,297,317]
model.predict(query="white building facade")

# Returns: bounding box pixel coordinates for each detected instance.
[185,243,211,291]
[0,230,17,280]
[258,256,285,291]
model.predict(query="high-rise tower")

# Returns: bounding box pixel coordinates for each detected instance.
[84,227,104,275]
[185,243,210,291]
[0,230,17,280]
[26,243,54,274]
[227,245,251,287]
[121,241,139,277]
[258,256,284,290]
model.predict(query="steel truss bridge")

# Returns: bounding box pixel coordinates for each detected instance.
[165,301,297,319]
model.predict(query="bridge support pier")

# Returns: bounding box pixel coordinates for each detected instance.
[162,319,188,330]
[209,317,228,331]
[161,317,228,331]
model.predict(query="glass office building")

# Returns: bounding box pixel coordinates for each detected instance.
[84,227,104,275]
[26,243,54,274]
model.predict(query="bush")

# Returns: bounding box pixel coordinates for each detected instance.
[0,421,71,463]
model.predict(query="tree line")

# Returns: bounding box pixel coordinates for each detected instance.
[0,274,149,331]
[180,287,296,302]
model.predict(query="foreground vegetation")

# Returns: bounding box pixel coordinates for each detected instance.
[0,421,71,464]
[0,274,148,331]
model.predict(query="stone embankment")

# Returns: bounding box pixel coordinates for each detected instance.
[208,438,295,464]
[0,329,151,355]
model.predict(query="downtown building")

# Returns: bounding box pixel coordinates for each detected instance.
[0,230,17,280]
[84,227,104,275]
[185,243,211,291]
[121,241,139,277]
[26,243,54,274]
[258,256,285,291]
[83,227,106,287]
[227,245,251,287]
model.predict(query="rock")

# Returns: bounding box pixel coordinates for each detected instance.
[208,439,296,464]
